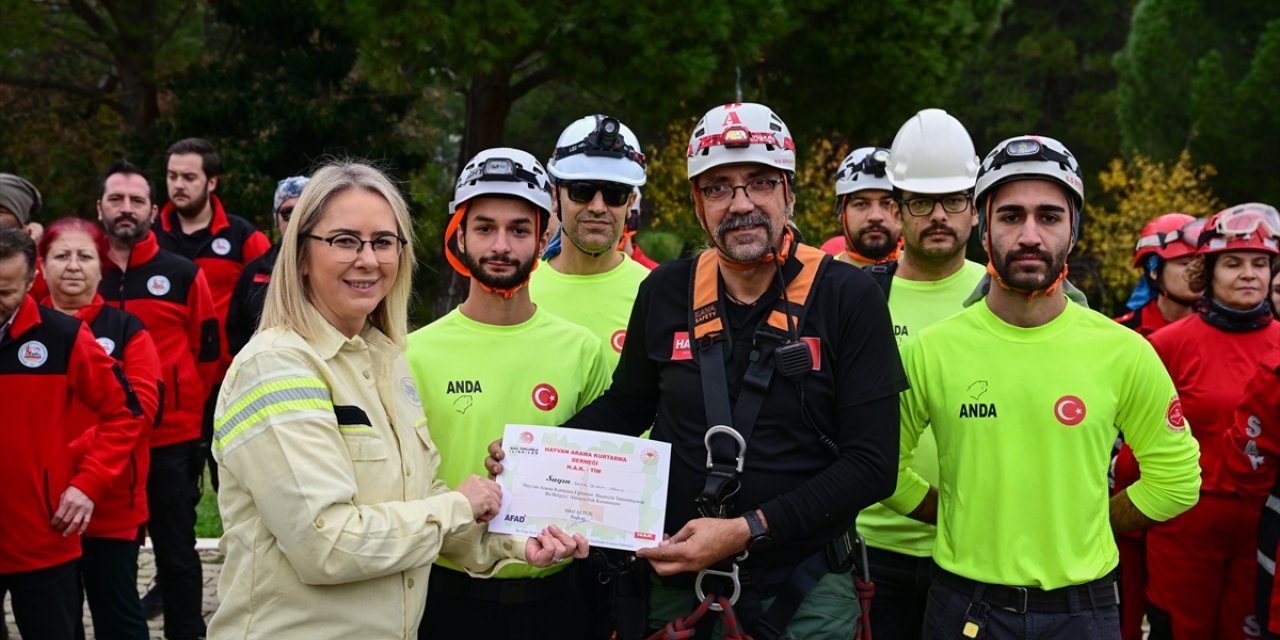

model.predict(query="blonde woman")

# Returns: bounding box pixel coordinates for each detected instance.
[209,161,585,639]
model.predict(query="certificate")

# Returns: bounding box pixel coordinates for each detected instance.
[488,424,670,552]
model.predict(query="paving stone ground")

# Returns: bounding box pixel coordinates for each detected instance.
[1,539,221,640]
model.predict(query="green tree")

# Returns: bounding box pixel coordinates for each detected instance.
[1115,0,1280,202]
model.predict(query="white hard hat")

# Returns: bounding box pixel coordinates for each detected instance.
[975,135,1085,240]
[451,147,553,215]
[547,115,647,187]
[686,103,796,180]
[835,147,893,196]
[887,108,979,194]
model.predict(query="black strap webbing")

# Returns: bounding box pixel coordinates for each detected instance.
[863,259,898,298]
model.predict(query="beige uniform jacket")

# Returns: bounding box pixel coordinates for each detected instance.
[209,311,522,639]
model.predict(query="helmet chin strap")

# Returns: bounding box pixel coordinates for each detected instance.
[444,201,540,300]
[691,181,794,272]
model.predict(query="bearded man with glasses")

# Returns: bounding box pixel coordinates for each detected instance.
[226,175,309,357]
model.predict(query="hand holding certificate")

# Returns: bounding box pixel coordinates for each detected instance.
[488,424,670,552]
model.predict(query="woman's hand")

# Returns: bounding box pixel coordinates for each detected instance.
[524,525,590,567]
[456,475,503,523]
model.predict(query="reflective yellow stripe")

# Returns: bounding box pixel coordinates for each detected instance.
[215,376,332,452]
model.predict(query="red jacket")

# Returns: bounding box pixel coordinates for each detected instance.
[1112,299,1175,337]
[158,194,269,380]
[0,296,145,573]
[48,295,162,538]
[1151,314,1280,495]
[100,231,219,448]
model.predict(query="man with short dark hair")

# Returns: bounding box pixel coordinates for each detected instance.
[0,226,145,640]
[158,137,270,493]
[98,159,218,640]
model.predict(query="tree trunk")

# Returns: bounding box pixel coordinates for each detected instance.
[432,71,515,319]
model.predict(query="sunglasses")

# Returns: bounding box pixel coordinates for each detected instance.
[562,181,631,207]
[278,206,294,222]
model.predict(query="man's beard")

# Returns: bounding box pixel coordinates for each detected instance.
[850,224,898,259]
[462,250,536,290]
[992,244,1067,291]
[174,187,210,219]
[105,213,152,246]
[715,210,783,263]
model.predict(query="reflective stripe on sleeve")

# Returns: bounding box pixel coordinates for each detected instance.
[215,373,333,454]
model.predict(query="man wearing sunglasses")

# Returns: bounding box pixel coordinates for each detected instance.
[489,102,905,639]
[225,175,309,356]
[529,114,652,370]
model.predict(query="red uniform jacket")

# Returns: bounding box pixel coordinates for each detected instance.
[50,295,162,539]
[157,194,269,379]
[0,296,144,573]
[100,231,219,448]
[1112,299,1173,337]
[1150,314,1280,495]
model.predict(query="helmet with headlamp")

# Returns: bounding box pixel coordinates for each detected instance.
[548,115,647,187]
[686,103,796,180]
[975,135,1085,241]
[835,147,893,197]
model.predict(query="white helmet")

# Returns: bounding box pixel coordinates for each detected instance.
[547,115,647,187]
[975,135,1084,241]
[887,108,979,194]
[450,147,553,215]
[835,147,893,196]
[686,103,796,180]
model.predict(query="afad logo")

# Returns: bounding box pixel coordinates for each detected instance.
[1054,395,1086,427]
[147,275,171,296]
[18,340,48,368]
[532,384,559,411]
[1166,395,1187,432]
[611,329,627,354]
[504,513,526,523]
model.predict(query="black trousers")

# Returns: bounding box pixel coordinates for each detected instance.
[865,545,934,640]
[0,560,81,640]
[201,383,221,492]
[147,440,206,640]
[420,567,590,640]
[80,537,149,640]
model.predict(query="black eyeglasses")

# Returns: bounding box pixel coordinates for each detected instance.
[305,232,406,264]
[278,206,295,222]
[699,177,784,203]
[562,181,631,207]
[900,194,971,217]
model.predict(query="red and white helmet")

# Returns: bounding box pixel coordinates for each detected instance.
[686,103,796,180]
[1132,212,1197,267]
[1198,202,1280,256]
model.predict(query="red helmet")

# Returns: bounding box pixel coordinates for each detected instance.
[1198,202,1280,256]
[1132,213,1197,267]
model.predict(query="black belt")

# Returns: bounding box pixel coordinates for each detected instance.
[933,566,1119,614]
[428,565,577,605]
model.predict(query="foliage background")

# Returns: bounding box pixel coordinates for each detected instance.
[3,0,1268,318]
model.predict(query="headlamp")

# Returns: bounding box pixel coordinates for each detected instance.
[1006,139,1041,157]
[483,158,516,178]
[722,126,751,149]
[847,148,890,179]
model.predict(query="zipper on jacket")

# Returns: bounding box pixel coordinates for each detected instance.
[173,365,180,411]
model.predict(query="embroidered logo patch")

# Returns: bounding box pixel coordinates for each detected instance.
[18,341,48,368]
[212,238,232,256]
[147,275,171,296]
[1166,396,1187,432]
[1054,395,1086,427]
[96,337,116,355]
[532,383,559,411]
[671,332,691,361]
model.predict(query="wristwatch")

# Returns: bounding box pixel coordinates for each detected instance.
[743,510,772,553]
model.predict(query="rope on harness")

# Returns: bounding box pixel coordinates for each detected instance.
[641,594,754,640]
[854,575,875,640]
